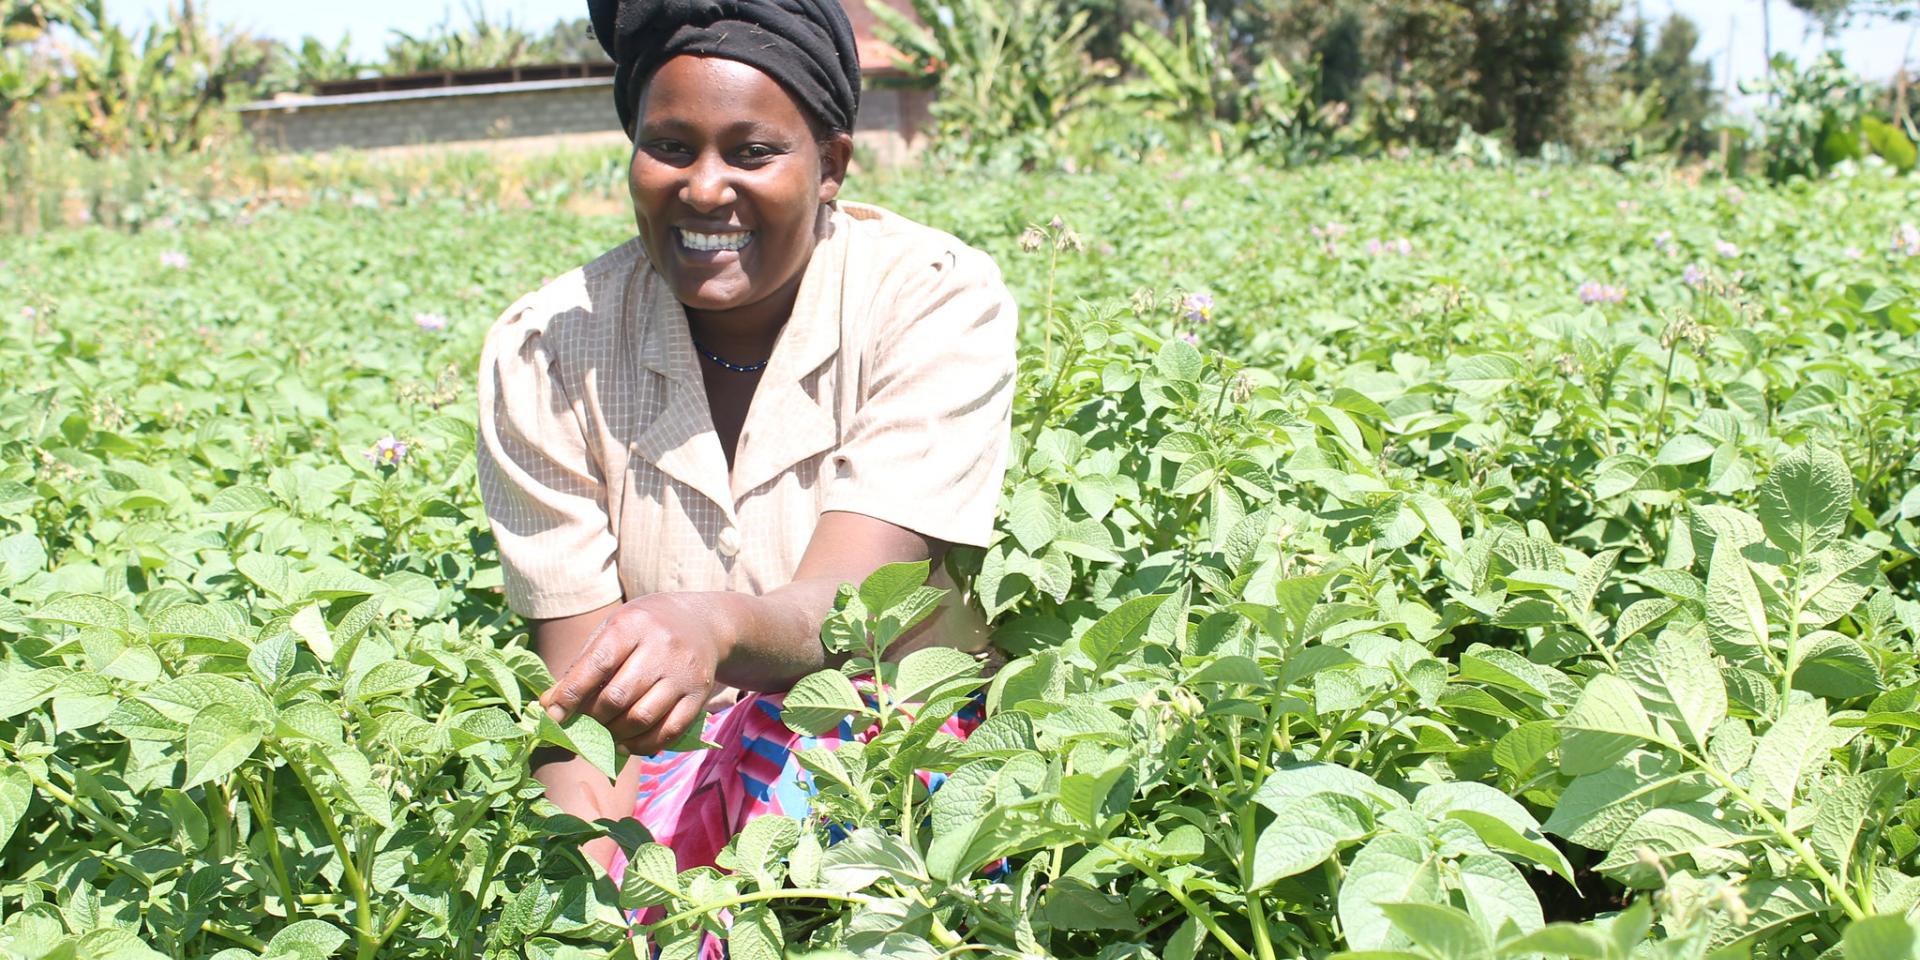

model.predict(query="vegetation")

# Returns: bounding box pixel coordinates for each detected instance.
[4,152,1920,957]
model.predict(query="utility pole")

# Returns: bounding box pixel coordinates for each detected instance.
[1721,9,1737,170]
[1760,0,1774,103]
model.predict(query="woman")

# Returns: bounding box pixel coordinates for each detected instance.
[476,0,1017,879]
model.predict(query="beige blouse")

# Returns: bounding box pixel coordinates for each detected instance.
[476,201,1017,651]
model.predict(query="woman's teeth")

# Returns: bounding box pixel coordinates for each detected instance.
[678,229,752,252]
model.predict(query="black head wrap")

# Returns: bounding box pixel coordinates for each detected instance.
[588,0,861,139]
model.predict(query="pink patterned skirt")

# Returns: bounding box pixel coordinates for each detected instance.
[607,686,983,955]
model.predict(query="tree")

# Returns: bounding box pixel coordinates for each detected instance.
[529,16,604,63]
[1641,13,1716,153]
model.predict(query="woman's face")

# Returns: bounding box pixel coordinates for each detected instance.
[628,56,849,323]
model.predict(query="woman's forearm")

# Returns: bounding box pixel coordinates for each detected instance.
[707,579,846,692]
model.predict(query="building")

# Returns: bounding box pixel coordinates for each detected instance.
[234,0,931,167]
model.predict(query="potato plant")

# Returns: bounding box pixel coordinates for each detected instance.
[3,158,1920,958]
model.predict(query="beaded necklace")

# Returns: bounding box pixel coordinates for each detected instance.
[690,334,770,373]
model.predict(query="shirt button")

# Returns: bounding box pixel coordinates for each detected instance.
[717,526,741,558]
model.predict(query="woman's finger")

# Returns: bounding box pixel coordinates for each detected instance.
[607,669,680,742]
[622,694,706,758]
[587,649,660,735]
[543,609,641,722]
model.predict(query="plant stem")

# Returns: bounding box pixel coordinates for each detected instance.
[1675,743,1864,920]
[647,888,876,932]
[421,736,536,877]
[241,773,298,915]
[14,760,143,847]
[1239,807,1278,960]
[285,751,374,954]
[1099,840,1254,960]
[201,921,268,952]
[1653,340,1679,442]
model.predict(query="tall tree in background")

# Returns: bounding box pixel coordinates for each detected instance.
[1619,12,1717,153]
[529,16,605,63]
[1470,0,1609,155]
[1081,0,1162,62]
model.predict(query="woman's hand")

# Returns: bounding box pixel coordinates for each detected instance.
[540,593,733,756]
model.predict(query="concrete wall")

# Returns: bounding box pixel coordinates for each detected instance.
[239,81,618,155]
[237,79,932,167]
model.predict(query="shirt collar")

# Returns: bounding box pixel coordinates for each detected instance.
[630,207,847,517]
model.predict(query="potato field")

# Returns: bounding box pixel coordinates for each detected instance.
[4,157,1920,960]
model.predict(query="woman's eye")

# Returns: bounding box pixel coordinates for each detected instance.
[738,144,778,161]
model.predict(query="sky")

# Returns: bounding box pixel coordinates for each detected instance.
[131,0,1920,104]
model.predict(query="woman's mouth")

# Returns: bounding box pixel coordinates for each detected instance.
[677,228,753,254]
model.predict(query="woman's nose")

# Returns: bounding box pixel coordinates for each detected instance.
[680,152,737,211]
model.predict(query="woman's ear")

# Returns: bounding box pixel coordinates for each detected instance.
[817,133,853,204]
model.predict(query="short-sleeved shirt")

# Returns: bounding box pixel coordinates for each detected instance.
[476,201,1017,650]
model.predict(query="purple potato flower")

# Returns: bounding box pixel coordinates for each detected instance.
[159,251,190,269]
[1893,223,1920,258]
[1577,281,1628,304]
[414,312,449,332]
[366,436,409,466]
[1181,293,1214,324]
[1683,264,1709,287]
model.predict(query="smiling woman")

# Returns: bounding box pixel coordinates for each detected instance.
[472,0,1018,939]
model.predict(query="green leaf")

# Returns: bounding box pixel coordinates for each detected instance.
[1793,632,1882,699]
[782,670,867,736]
[858,560,932,614]
[1543,752,1707,849]
[0,764,32,850]
[265,920,349,958]
[727,906,782,960]
[1337,833,1443,951]
[1440,809,1574,886]
[1757,446,1850,558]
[1706,539,1771,658]
[1455,852,1543,938]
[733,815,800,891]
[1558,673,1658,775]
[1251,792,1371,887]
[820,828,928,892]
[1706,878,1826,953]
[29,594,134,634]
[1156,337,1204,382]
[1252,762,1406,813]
[536,711,618,779]
[1595,802,1747,881]
[183,703,263,787]
[889,647,980,704]
[1622,632,1726,751]
[1749,699,1833,814]
[1842,914,1920,960]
[1812,770,1901,881]
[1007,486,1063,554]
[350,659,432,702]
[1040,876,1140,932]
[1377,902,1489,959]
[1799,543,1880,628]
[1447,353,1523,394]
[290,604,337,662]
[142,675,274,727]
[619,843,683,909]
[1500,924,1613,959]
[1079,593,1168,667]
[248,629,297,686]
